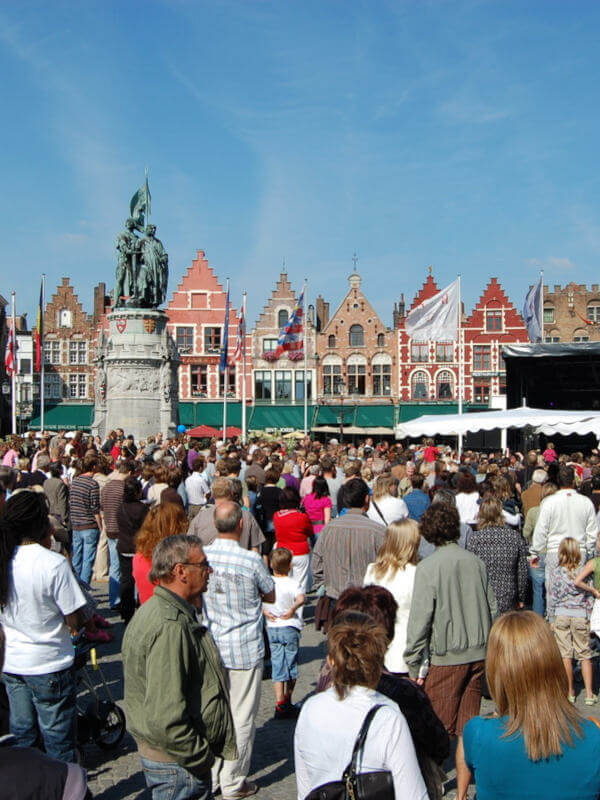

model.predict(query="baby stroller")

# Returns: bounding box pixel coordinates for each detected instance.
[75,641,126,754]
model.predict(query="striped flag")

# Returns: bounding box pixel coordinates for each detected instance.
[232,296,246,362]
[219,283,230,372]
[4,321,16,377]
[35,279,44,371]
[274,286,305,358]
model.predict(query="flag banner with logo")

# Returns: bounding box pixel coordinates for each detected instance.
[4,321,16,377]
[274,286,305,358]
[232,298,246,362]
[405,279,460,341]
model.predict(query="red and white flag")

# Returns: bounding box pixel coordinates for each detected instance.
[4,322,16,377]
[274,286,305,358]
[405,279,460,341]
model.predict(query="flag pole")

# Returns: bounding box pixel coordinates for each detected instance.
[10,292,16,435]
[303,278,308,437]
[241,291,247,445]
[222,278,229,441]
[40,274,46,434]
[539,270,544,343]
[457,274,463,457]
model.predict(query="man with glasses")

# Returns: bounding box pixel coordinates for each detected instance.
[123,534,236,800]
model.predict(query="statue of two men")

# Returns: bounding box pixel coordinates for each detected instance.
[114,218,169,308]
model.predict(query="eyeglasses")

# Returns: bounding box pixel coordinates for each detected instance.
[180,560,211,570]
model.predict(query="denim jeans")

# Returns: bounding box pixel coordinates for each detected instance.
[3,667,77,763]
[141,758,214,800]
[107,536,121,608]
[72,528,100,585]
[267,626,300,682]
[529,555,546,617]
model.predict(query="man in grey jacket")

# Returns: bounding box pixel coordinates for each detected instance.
[404,503,497,763]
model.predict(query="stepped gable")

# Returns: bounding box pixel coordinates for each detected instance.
[466,277,526,328]
[408,274,440,313]
[45,277,91,332]
[254,272,297,331]
[168,250,224,307]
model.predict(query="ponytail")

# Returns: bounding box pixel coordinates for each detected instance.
[0,491,50,609]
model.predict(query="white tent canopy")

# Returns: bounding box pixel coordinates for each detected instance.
[395,406,600,440]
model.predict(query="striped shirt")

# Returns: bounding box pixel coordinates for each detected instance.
[203,538,274,670]
[100,477,125,538]
[312,510,386,600]
[69,475,100,531]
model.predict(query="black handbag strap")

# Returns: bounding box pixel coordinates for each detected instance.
[343,705,384,782]
[370,499,386,525]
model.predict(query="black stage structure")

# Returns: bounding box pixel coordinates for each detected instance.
[503,342,600,452]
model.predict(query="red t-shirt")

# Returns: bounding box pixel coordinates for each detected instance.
[132,553,156,604]
[273,509,313,556]
[423,445,439,463]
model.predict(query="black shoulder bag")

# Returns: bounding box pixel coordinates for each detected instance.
[304,704,395,800]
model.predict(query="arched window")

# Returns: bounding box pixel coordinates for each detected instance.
[437,370,453,400]
[377,333,385,347]
[328,334,336,348]
[411,370,429,400]
[322,355,343,396]
[347,354,367,395]
[349,324,364,347]
[587,304,600,323]
[278,309,289,329]
[573,328,590,343]
[372,353,392,396]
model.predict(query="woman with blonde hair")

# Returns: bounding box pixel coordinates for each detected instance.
[366,474,408,526]
[364,519,420,674]
[458,611,600,800]
[132,502,188,604]
[467,494,528,614]
[295,611,428,800]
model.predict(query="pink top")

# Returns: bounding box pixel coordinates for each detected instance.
[302,493,332,534]
[543,448,557,463]
[299,475,316,499]
[2,449,18,468]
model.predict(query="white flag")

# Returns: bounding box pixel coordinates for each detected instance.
[522,276,543,343]
[405,279,460,342]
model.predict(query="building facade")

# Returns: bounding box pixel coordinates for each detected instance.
[42,278,106,404]
[251,271,315,406]
[315,270,397,403]
[397,272,529,405]
[165,251,251,402]
[541,282,600,343]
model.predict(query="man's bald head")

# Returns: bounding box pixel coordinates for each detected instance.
[214,501,243,536]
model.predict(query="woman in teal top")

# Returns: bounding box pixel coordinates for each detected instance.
[457,611,600,800]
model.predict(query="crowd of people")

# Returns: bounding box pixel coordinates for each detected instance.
[2,428,600,798]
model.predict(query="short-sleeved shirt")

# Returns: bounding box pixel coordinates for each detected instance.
[203,538,275,669]
[273,509,313,556]
[303,494,332,534]
[1,544,85,675]
[263,575,303,631]
[464,715,600,800]
[188,505,264,551]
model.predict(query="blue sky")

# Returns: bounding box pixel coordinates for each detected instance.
[2,0,600,327]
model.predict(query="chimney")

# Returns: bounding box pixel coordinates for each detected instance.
[93,282,108,326]
[316,295,329,331]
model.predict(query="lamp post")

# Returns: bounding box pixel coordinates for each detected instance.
[337,379,346,443]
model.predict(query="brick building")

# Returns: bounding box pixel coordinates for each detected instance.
[251,271,315,405]
[165,251,250,405]
[41,278,107,404]
[316,270,396,403]
[397,271,529,406]
[541,282,600,343]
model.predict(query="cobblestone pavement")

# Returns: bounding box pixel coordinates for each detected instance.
[83,582,600,799]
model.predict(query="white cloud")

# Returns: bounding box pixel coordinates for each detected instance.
[524,257,576,273]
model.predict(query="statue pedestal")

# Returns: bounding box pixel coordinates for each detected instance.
[92,308,180,442]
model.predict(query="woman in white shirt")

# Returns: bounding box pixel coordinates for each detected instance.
[294,611,428,800]
[455,471,481,525]
[366,475,409,526]
[364,519,420,674]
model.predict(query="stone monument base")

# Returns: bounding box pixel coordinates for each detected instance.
[92,308,179,442]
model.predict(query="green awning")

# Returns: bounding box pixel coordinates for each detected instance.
[249,405,316,430]
[355,405,395,428]
[29,404,95,431]
[397,403,475,422]
[313,405,357,426]
[178,402,244,427]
